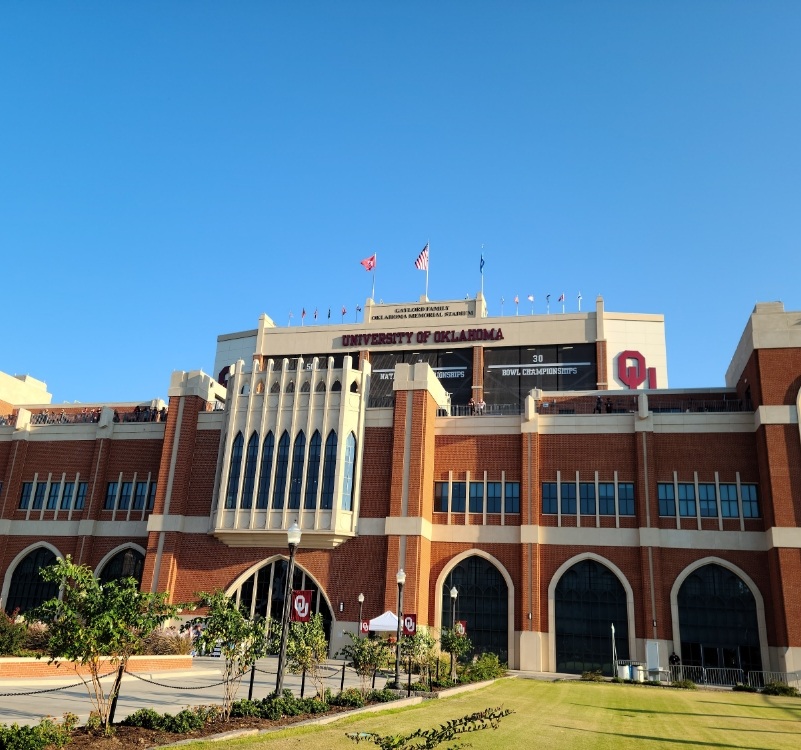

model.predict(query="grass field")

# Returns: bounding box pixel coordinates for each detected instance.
[182,679,801,750]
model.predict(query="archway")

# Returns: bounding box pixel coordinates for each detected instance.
[97,547,146,585]
[676,563,762,672]
[227,557,334,644]
[440,555,509,661]
[553,558,630,675]
[4,547,60,615]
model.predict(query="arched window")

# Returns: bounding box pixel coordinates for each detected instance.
[231,558,334,644]
[442,556,508,660]
[256,432,274,509]
[304,431,322,509]
[288,431,306,510]
[98,548,145,585]
[320,430,338,510]
[4,548,59,615]
[255,381,265,394]
[555,559,629,675]
[286,381,295,394]
[341,433,356,511]
[241,432,259,509]
[270,381,280,394]
[349,381,358,393]
[677,564,761,672]
[315,381,326,392]
[225,432,244,509]
[300,380,311,393]
[272,432,290,509]
[331,380,342,392]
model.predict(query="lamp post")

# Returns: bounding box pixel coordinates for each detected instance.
[358,592,365,637]
[275,521,302,695]
[394,569,406,688]
[450,586,458,680]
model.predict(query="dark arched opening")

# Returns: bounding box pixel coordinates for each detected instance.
[5,548,59,615]
[98,548,145,586]
[442,556,508,661]
[677,564,762,672]
[554,559,629,675]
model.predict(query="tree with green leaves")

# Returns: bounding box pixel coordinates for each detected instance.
[347,705,512,749]
[285,612,329,699]
[183,590,274,720]
[338,631,392,693]
[399,629,437,684]
[27,556,179,734]
[440,628,472,682]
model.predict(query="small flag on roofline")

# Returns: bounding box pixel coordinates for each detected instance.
[558,293,565,302]
[361,254,376,272]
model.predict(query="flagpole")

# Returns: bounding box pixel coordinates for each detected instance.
[480,244,484,298]
[425,239,429,299]
[578,292,582,312]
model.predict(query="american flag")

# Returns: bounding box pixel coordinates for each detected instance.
[414,243,429,270]
[558,293,565,302]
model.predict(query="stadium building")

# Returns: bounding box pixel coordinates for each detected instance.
[1,294,800,678]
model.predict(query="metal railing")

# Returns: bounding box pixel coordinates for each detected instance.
[668,665,744,686]
[439,403,522,417]
[746,670,801,689]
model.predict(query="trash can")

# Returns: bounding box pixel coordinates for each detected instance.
[617,663,629,679]
[635,666,645,683]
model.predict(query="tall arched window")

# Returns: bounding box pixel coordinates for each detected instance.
[225,432,244,509]
[341,432,357,511]
[315,380,326,392]
[241,432,259,509]
[331,380,342,392]
[677,564,761,672]
[304,431,322,509]
[231,558,334,644]
[288,431,306,510]
[256,431,274,510]
[442,556,508,660]
[272,432,290,509]
[554,559,629,675]
[320,430,338,510]
[98,548,145,585]
[4,548,59,615]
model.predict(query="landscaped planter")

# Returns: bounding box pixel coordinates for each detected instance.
[0,654,192,679]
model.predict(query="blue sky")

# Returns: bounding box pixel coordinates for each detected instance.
[2,2,799,404]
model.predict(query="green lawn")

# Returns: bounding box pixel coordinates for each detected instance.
[182,679,801,750]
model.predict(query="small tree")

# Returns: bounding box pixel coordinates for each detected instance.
[440,628,472,682]
[183,590,273,721]
[285,613,329,699]
[347,705,513,749]
[28,556,178,734]
[338,632,391,693]
[399,629,437,683]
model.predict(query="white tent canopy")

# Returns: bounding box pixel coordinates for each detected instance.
[368,610,399,632]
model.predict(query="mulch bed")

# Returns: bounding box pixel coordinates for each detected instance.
[67,706,353,749]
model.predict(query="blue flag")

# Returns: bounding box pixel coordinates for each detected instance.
[480,254,485,274]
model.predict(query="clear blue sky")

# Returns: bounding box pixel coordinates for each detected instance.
[3,2,799,404]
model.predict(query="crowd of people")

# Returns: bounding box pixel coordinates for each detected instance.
[467,397,486,415]
[28,405,168,425]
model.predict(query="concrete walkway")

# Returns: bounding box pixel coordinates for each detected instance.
[0,656,373,727]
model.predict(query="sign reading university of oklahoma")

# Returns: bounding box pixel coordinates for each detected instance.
[341,328,504,348]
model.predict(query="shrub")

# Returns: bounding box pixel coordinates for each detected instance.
[332,688,365,708]
[580,670,604,682]
[0,714,77,750]
[0,610,26,656]
[733,683,758,693]
[121,708,162,729]
[762,682,800,697]
[670,679,697,690]
[230,699,262,718]
[22,622,49,652]
[369,688,402,703]
[462,653,507,683]
[142,627,193,655]
[121,706,212,733]
[611,676,624,684]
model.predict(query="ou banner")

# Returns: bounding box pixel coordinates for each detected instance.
[402,613,417,636]
[290,590,312,622]
[360,620,370,634]
[455,620,467,637]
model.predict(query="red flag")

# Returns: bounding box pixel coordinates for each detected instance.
[414,243,429,270]
[360,254,376,271]
[341,306,347,316]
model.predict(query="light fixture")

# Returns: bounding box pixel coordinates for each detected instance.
[275,522,302,695]
[394,569,406,687]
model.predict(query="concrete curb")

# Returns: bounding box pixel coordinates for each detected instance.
[0,669,221,689]
[159,680,499,747]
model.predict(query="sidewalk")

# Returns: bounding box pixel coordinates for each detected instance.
[0,657,373,727]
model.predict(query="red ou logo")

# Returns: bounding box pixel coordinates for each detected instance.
[617,351,657,389]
